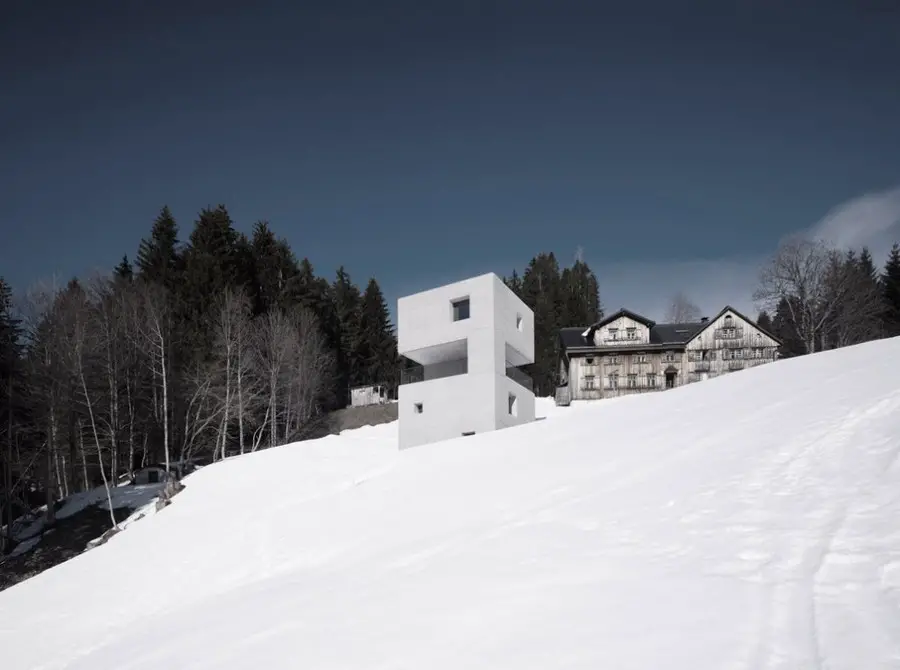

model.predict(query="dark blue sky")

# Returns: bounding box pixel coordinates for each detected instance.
[3,1,899,319]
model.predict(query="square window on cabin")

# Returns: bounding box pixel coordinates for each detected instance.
[452,297,470,321]
[608,328,618,340]
[647,373,656,387]
[626,328,636,339]
[584,374,595,389]
[414,402,423,414]
[508,393,518,416]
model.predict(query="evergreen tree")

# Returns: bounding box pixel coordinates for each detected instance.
[772,297,805,357]
[356,278,397,391]
[113,255,133,282]
[179,205,243,361]
[249,221,297,315]
[284,259,343,408]
[136,206,180,288]
[520,253,563,395]
[858,247,878,282]
[332,267,362,396]
[559,260,602,327]
[882,243,900,337]
[756,310,773,333]
[504,270,523,298]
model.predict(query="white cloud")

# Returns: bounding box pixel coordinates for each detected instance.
[807,186,900,252]
[596,185,900,323]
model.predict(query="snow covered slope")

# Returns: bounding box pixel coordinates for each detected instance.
[3,339,900,669]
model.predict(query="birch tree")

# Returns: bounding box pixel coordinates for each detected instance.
[59,285,117,528]
[254,309,294,450]
[211,287,256,459]
[136,282,178,496]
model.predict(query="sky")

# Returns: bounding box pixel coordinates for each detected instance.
[2,0,900,322]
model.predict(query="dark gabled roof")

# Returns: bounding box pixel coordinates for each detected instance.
[688,305,783,345]
[559,327,592,350]
[649,321,707,345]
[559,303,783,355]
[592,308,656,330]
[559,320,703,354]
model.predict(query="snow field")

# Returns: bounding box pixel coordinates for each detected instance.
[2,338,900,669]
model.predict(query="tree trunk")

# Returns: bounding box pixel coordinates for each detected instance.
[78,421,89,491]
[79,368,117,528]
[126,375,135,478]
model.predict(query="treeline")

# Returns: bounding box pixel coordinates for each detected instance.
[754,239,900,357]
[504,253,602,396]
[0,205,396,549]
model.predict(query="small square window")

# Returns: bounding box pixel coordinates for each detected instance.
[515,313,523,331]
[452,298,470,321]
[414,402,423,414]
[508,393,518,416]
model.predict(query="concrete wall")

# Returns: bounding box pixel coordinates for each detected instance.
[398,274,496,368]
[398,373,498,448]
[495,374,536,430]
[397,272,535,449]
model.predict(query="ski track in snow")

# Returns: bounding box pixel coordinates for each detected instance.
[3,339,900,669]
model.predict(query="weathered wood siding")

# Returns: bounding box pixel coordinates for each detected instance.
[591,315,651,346]
[568,355,603,401]
[569,349,685,400]
[684,310,779,381]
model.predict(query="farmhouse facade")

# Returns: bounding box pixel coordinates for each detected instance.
[397,272,536,449]
[557,306,781,404]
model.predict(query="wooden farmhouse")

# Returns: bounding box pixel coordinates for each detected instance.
[556,306,781,404]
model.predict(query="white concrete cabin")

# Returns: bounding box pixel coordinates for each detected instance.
[397,272,536,449]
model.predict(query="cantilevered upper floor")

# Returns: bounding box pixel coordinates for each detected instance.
[397,272,534,375]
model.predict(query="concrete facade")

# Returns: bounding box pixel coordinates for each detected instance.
[397,272,535,449]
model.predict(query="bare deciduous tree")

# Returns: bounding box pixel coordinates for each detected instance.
[665,291,703,323]
[211,288,256,459]
[755,237,833,354]
[251,305,331,450]
[283,307,332,441]
[754,236,883,354]
[20,280,65,523]
[135,282,178,496]
[254,309,295,450]
[58,286,117,528]
[180,363,221,461]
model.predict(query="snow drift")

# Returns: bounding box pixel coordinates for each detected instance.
[3,338,900,669]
